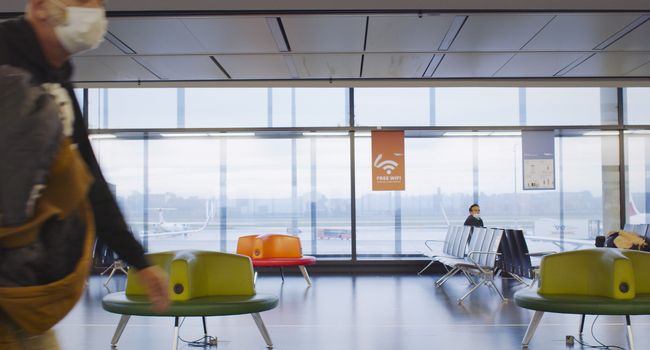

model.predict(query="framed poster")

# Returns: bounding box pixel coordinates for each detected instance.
[522,130,555,190]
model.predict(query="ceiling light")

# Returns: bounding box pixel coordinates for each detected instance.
[443,131,492,137]
[490,131,522,136]
[160,133,209,138]
[208,132,255,137]
[582,131,619,136]
[302,132,349,136]
[89,134,116,140]
[624,130,650,135]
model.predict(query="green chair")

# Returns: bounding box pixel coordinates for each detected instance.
[514,248,650,349]
[102,250,279,349]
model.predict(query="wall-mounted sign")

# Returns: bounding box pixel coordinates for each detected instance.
[372,131,405,191]
[522,130,555,190]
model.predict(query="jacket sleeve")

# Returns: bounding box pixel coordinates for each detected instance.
[463,216,472,226]
[68,87,150,270]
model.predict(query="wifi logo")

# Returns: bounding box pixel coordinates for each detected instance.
[374,154,399,174]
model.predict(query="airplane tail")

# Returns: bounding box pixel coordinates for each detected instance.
[440,204,451,226]
[628,198,640,217]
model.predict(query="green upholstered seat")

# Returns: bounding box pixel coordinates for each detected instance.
[514,248,650,349]
[103,293,278,317]
[102,250,279,349]
[514,289,650,315]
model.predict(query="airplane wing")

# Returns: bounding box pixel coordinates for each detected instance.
[141,220,209,239]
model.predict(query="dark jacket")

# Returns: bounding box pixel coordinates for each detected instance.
[0,18,148,269]
[463,215,484,228]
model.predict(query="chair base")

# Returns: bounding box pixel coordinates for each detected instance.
[109,314,274,349]
[520,311,635,350]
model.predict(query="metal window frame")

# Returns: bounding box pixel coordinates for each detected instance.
[82,87,640,263]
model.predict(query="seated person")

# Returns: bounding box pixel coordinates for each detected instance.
[604,230,649,251]
[463,204,484,227]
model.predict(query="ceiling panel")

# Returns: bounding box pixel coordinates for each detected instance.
[494,52,585,77]
[365,15,455,51]
[181,17,279,53]
[281,16,366,52]
[363,53,434,78]
[291,54,361,78]
[564,52,650,76]
[214,55,291,79]
[523,14,640,51]
[450,15,553,51]
[71,57,159,81]
[433,53,513,77]
[135,56,227,80]
[77,39,123,56]
[108,18,205,54]
[606,19,650,51]
[5,0,650,12]
[626,62,650,76]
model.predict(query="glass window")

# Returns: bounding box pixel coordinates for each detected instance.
[296,137,352,255]
[475,134,616,252]
[525,88,616,126]
[270,88,349,127]
[73,88,84,116]
[106,88,178,129]
[355,135,475,257]
[87,88,105,130]
[625,132,650,225]
[91,139,145,243]
[185,88,267,128]
[226,136,351,256]
[435,88,520,126]
[144,138,221,253]
[355,88,431,127]
[625,88,650,125]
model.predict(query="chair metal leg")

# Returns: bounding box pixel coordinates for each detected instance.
[104,268,117,287]
[435,266,460,287]
[254,271,258,284]
[579,314,586,336]
[522,311,544,347]
[626,315,635,350]
[251,313,273,348]
[487,279,506,302]
[172,317,180,350]
[110,315,130,346]
[280,267,285,283]
[458,280,486,303]
[298,265,312,286]
[461,270,479,286]
[508,272,530,287]
[417,260,436,275]
[202,317,208,337]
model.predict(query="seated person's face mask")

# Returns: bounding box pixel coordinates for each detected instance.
[472,213,480,219]
[49,0,108,54]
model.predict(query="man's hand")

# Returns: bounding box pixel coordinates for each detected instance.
[136,266,170,312]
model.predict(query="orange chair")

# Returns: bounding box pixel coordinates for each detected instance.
[237,234,316,286]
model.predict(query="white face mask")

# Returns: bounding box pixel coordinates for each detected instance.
[51,2,107,54]
[472,213,481,219]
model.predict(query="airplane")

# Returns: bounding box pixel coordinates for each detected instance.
[142,200,215,239]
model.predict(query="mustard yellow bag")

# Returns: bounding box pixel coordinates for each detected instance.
[0,139,94,336]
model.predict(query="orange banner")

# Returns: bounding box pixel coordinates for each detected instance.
[371,131,405,191]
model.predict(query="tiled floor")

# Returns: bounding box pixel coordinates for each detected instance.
[53,274,649,349]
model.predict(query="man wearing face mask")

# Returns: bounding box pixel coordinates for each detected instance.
[0,1,169,348]
[463,204,484,227]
